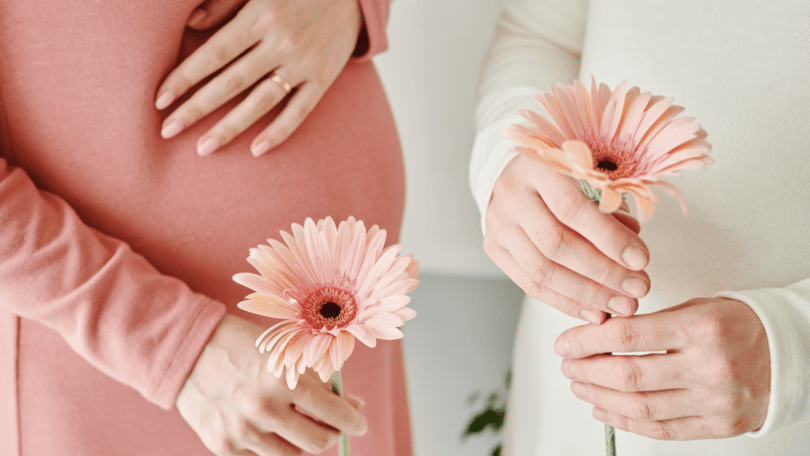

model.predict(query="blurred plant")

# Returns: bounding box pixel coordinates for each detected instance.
[461,369,511,456]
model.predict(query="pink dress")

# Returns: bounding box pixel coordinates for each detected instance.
[0,0,411,454]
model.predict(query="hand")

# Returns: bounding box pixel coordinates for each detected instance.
[176,314,368,455]
[555,297,770,440]
[156,0,363,157]
[484,154,651,324]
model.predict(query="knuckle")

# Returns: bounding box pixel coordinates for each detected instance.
[220,74,246,98]
[183,105,206,124]
[292,103,313,123]
[553,186,589,224]
[579,283,605,310]
[713,416,744,437]
[631,396,655,421]
[206,44,232,68]
[170,74,193,93]
[217,124,242,143]
[613,358,643,392]
[607,320,637,353]
[535,227,566,259]
[491,174,515,198]
[521,280,544,301]
[650,423,677,440]
[526,257,553,285]
[696,312,724,343]
[254,90,281,113]
[275,33,297,56]
[272,125,291,143]
[307,432,335,453]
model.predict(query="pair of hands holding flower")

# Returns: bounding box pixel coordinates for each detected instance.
[486,155,770,440]
[169,0,370,455]
[157,0,363,157]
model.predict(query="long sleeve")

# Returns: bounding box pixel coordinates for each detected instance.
[353,0,393,61]
[469,0,588,233]
[0,157,227,410]
[715,280,810,436]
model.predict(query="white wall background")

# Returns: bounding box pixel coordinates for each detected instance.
[374,1,527,455]
[376,0,505,279]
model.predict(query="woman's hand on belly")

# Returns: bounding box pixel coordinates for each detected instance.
[155,0,363,157]
[176,314,368,455]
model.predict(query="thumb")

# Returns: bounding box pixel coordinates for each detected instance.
[187,0,248,30]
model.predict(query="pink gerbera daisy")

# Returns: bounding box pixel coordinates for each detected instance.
[505,77,713,221]
[233,217,419,389]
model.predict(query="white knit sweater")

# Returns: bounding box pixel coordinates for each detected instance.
[470,0,810,454]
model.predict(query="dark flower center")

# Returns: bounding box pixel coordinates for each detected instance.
[301,285,358,331]
[596,159,619,172]
[319,301,342,319]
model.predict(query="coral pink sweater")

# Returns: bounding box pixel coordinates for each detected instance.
[0,0,411,454]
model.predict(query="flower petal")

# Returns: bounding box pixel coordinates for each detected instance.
[307,333,333,366]
[365,325,404,340]
[345,324,377,348]
[363,312,405,327]
[654,180,690,216]
[561,140,595,174]
[598,186,623,213]
[329,332,355,371]
[237,297,298,320]
[394,307,417,322]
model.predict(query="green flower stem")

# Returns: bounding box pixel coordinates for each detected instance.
[331,371,350,456]
[605,424,616,456]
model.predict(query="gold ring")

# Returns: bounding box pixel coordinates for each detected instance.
[268,72,292,94]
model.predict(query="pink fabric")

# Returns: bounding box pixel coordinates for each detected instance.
[0,0,411,454]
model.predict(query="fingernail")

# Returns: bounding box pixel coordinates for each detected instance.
[621,246,648,270]
[155,91,175,110]
[161,119,184,139]
[621,276,648,298]
[607,296,633,316]
[187,9,206,27]
[554,336,570,357]
[251,140,272,157]
[561,360,574,378]
[580,308,603,325]
[571,381,586,398]
[197,137,221,156]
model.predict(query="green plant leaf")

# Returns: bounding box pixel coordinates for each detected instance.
[491,444,502,456]
[462,409,506,438]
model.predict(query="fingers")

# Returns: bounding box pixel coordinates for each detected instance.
[188,0,250,30]
[156,12,258,111]
[291,378,369,437]
[592,408,718,440]
[258,406,340,455]
[235,424,304,456]
[535,166,650,271]
[250,83,323,156]
[555,313,691,358]
[192,69,295,155]
[570,381,696,422]
[503,226,639,318]
[161,51,280,145]
[515,194,649,303]
[484,239,607,323]
[561,353,688,392]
